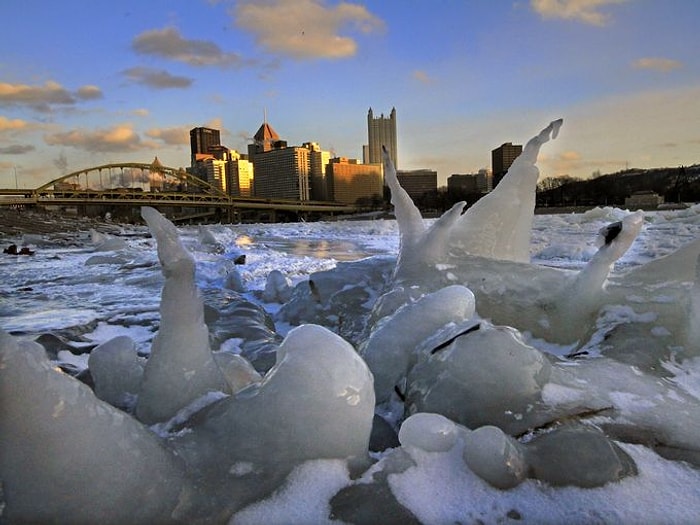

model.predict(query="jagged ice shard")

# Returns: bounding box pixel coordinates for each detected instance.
[135,206,231,425]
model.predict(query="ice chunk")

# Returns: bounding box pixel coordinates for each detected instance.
[213,351,262,393]
[0,330,196,524]
[398,413,459,453]
[382,146,426,253]
[448,119,563,263]
[361,285,476,403]
[172,325,375,483]
[136,207,230,424]
[687,253,700,349]
[88,335,144,410]
[406,322,552,435]
[262,269,293,303]
[526,425,637,488]
[198,225,224,253]
[90,228,127,251]
[462,425,527,489]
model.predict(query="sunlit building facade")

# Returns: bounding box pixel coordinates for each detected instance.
[326,157,383,205]
[228,157,254,197]
[366,107,397,169]
[253,145,311,201]
[303,141,331,201]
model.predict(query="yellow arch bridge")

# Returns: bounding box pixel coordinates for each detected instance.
[0,162,359,222]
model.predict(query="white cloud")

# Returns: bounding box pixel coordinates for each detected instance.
[44,123,155,153]
[234,0,385,59]
[530,0,627,26]
[145,126,190,145]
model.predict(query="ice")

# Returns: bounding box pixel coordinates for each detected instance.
[170,324,375,495]
[136,207,230,424]
[262,269,293,303]
[90,228,127,251]
[88,335,144,410]
[0,330,196,524]
[361,284,476,403]
[3,119,700,523]
[398,412,461,453]
[406,322,555,435]
[462,425,528,489]
[448,119,563,263]
[212,350,262,393]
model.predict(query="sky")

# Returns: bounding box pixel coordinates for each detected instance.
[1,0,699,189]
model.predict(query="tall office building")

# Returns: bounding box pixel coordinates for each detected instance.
[326,157,383,205]
[448,169,493,194]
[492,142,522,187]
[248,120,281,158]
[227,155,254,197]
[253,144,310,201]
[303,142,331,201]
[190,127,221,166]
[396,169,437,202]
[366,107,397,168]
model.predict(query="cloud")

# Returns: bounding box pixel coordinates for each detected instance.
[132,27,244,67]
[233,0,385,59]
[44,123,152,153]
[132,108,150,117]
[412,70,434,84]
[632,57,683,73]
[76,85,103,100]
[0,116,29,132]
[123,66,194,88]
[530,0,626,26]
[145,126,190,145]
[0,81,102,111]
[0,144,35,154]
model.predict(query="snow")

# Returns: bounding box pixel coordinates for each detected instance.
[2,119,700,524]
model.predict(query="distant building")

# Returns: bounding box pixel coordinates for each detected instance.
[248,120,281,159]
[303,141,331,201]
[448,169,492,194]
[365,107,397,169]
[190,127,221,166]
[205,158,227,193]
[253,143,310,201]
[492,142,522,187]
[625,190,664,209]
[448,173,479,193]
[396,169,437,202]
[228,156,254,197]
[326,157,383,205]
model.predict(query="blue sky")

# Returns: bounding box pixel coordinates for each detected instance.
[1,0,698,189]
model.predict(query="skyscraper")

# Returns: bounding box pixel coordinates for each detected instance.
[190,127,221,166]
[366,107,397,168]
[491,142,523,187]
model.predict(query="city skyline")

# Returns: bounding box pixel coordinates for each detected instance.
[1,1,699,189]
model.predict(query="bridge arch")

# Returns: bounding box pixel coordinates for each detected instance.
[35,160,228,198]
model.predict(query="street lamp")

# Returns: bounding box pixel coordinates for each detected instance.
[14,166,18,189]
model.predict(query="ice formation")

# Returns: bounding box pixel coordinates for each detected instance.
[4,119,700,523]
[136,207,231,424]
